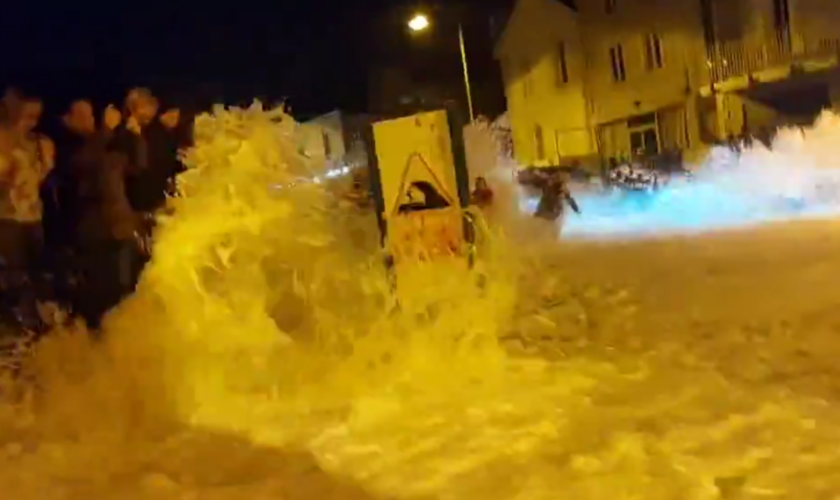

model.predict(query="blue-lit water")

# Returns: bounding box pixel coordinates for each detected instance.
[542,115,840,239]
[560,181,840,239]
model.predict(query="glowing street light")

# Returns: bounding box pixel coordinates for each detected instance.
[408,14,430,32]
[406,12,475,124]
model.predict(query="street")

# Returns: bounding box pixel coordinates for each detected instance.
[3,217,840,499]
[305,219,840,499]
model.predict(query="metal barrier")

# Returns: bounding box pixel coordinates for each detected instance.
[707,30,840,83]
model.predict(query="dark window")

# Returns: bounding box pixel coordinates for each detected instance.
[773,0,790,32]
[556,42,569,85]
[700,0,716,46]
[644,34,664,70]
[534,124,545,160]
[630,129,659,156]
[521,60,532,98]
[610,45,626,82]
[627,113,656,128]
[323,131,332,158]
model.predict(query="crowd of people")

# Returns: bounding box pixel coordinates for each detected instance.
[0,87,190,334]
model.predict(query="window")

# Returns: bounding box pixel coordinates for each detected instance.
[521,60,533,98]
[628,113,659,156]
[644,34,664,70]
[605,0,616,14]
[534,124,545,161]
[322,131,332,158]
[555,42,569,86]
[609,44,626,82]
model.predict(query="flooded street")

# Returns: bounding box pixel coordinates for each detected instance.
[4,220,840,499]
[3,106,840,500]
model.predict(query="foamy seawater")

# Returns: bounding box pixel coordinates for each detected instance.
[546,112,840,239]
[2,105,840,499]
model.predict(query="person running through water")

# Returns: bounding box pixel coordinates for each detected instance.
[535,172,580,221]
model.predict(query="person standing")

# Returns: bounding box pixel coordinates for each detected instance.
[71,103,137,330]
[0,92,52,279]
[115,88,159,211]
[535,173,580,221]
[470,176,494,209]
[45,100,99,270]
[111,88,160,284]
[150,107,185,202]
[0,91,54,329]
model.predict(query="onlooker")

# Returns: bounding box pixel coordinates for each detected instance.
[41,99,100,308]
[0,92,52,277]
[0,85,193,332]
[115,87,160,213]
[72,103,137,330]
[471,176,494,209]
[152,107,185,200]
[46,99,97,254]
[111,88,161,284]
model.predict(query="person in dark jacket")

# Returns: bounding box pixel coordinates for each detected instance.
[48,100,102,245]
[112,88,159,211]
[68,104,138,331]
[109,88,163,285]
[535,174,580,221]
[149,107,186,201]
[42,99,98,307]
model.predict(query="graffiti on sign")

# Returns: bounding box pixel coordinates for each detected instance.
[388,206,464,262]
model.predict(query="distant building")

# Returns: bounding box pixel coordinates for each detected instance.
[494,0,595,166]
[300,110,375,173]
[494,0,840,167]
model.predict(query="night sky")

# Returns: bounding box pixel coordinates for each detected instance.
[0,0,514,122]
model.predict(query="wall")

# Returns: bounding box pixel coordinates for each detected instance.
[789,0,840,44]
[741,0,779,41]
[709,0,751,41]
[829,75,840,111]
[496,0,594,166]
[576,0,709,130]
[713,92,781,137]
[305,111,347,162]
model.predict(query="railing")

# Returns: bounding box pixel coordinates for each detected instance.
[707,30,840,83]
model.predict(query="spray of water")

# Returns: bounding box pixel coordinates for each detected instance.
[0,103,529,495]
[3,105,840,499]
[556,111,840,239]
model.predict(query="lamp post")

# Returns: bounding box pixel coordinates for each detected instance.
[408,13,475,124]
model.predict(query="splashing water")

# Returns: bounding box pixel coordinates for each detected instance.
[559,111,840,239]
[3,104,840,499]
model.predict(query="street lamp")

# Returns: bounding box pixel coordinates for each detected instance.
[407,14,430,32]
[407,13,475,124]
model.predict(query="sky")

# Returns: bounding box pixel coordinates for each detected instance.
[0,0,516,120]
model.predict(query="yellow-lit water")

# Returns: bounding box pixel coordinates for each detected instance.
[3,104,840,499]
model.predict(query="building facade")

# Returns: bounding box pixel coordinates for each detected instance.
[299,111,377,180]
[495,0,840,167]
[495,0,594,166]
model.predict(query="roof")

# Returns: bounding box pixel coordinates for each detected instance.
[493,0,577,58]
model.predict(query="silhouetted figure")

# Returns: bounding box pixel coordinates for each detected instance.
[470,176,494,209]
[535,175,579,221]
[72,105,137,331]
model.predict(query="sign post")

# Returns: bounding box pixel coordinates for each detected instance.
[366,105,474,276]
